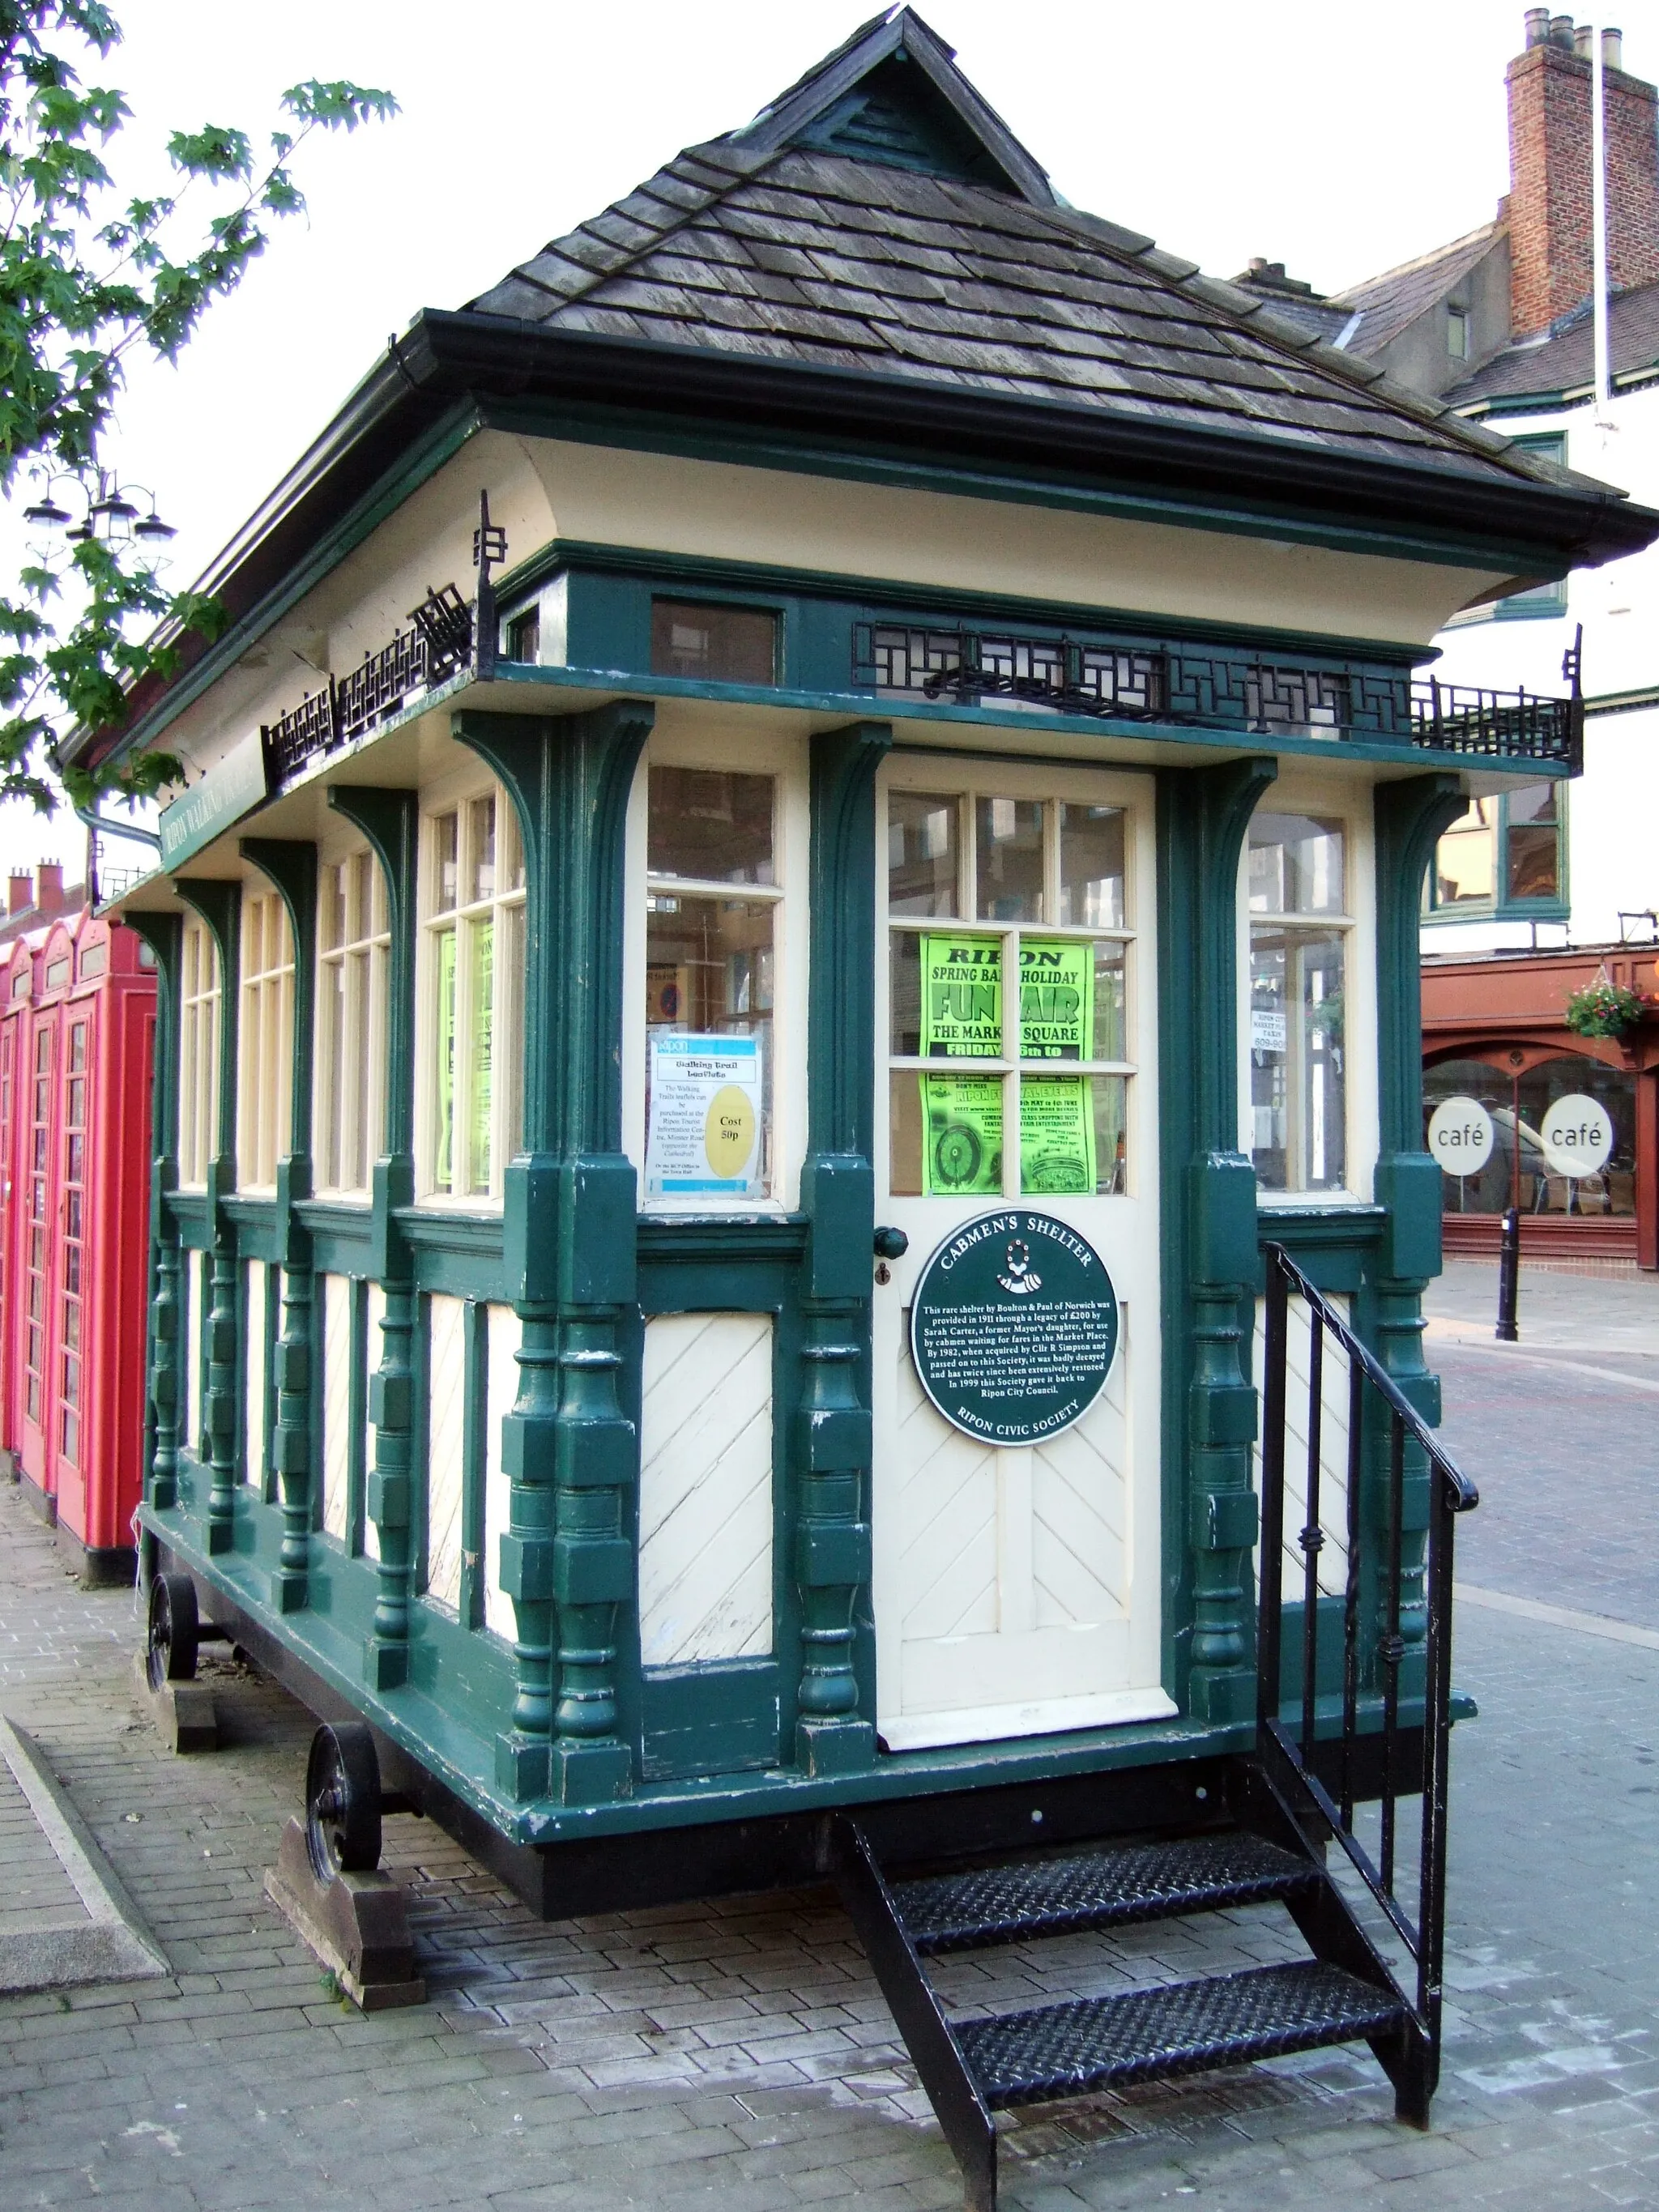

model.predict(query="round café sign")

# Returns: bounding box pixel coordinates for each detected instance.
[910,1209,1120,1447]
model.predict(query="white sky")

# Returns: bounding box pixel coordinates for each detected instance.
[0,0,1590,878]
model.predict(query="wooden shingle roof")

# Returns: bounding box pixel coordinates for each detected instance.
[465,12,1581,499]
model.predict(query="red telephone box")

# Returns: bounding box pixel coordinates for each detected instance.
[1,910,155,1582]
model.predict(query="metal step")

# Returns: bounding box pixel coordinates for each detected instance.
[955,1958,1406,2109]
[891,1831,1320,1954]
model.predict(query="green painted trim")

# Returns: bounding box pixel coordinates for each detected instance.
[174,879,241,1175]
[1156,757,1277,1728]
[394,1208,505,1258]
[636,1217,809,1263]
[476,659,1495,778]
[498,538,1435,671]
[479,398,1570,579]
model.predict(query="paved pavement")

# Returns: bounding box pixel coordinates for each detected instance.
[0,1266,1654,2211]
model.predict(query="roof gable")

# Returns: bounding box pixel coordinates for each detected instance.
[729,7,1053,205]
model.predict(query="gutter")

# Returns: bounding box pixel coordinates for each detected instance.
[62,309,1659,774]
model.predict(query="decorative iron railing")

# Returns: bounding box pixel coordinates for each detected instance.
[853,622,1584,769]
[262,585,474,786]
[1256,1242,1478,2113]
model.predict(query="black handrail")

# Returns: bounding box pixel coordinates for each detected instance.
[1257,1242,1478,2093]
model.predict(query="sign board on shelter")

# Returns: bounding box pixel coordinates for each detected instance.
[909,1209,1120,1447]
[157,731,271,870]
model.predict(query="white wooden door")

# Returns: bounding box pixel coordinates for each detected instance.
[872,757,1173,1750]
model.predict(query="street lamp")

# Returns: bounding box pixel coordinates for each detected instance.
[23,469,175,551]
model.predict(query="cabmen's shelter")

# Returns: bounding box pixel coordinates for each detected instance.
[82,13,1658,2201]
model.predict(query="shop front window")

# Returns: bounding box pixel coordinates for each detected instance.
[238,889,295,1191]
[885,786,1134,1199]
[642,766,779,1204]
[1424,1053,1637,1218]
[1246,812,1350,1194]
[1429,782,1564,918]
[317,849,390,1196]
[179,918,221,1189]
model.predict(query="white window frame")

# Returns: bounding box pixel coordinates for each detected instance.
[415,772,527,1208]
[237,886,295,1194]
[178,917,221,1191]
[314,844,391,1199]
[876,752,1145,1204]
[622,726,810,1214]
[1237,777,1379,1205]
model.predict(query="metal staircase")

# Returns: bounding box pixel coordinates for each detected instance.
[843,1246,1477,2210]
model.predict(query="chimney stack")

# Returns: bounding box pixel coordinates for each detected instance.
[1507,17,1659,337]
[7,872,30,918]
[36,863,63,915]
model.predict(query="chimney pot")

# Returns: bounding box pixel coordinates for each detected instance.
[1572,22,1594,59]
[1602,27,1623,70]
[1550,14,1576,51]
[7,872,30,918]
[1524,6,1550,46]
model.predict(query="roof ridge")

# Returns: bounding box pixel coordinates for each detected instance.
[1332,220,1504,306]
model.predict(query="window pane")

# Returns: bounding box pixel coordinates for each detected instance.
[888,793,958,916]
[1247,814,1346,914]
[1018,940,1124,1062]
[434,927,456,1190]
[501,902,525,1162]
[467,917,494,1197]
[434,812,458,913]
[650,600,778,686]
[1249,927,1346,1191]
[1058,805,1125,927]
[648,769,774,884]
[467,795,497,906]
[976,797,1045,920]
[324,863,345,952]
[1021,1076,1128,1196]
[1506,825,1560,901]
[644,893,774,1200]
[1435,800,1495,905]
[899,1072,1004,1196]
[905,931,1004,1059]
[325,961,345,1190]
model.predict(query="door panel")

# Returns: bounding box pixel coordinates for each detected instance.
[872,757,1172,1751]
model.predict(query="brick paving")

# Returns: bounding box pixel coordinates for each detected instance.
[1,1280,1657,2209]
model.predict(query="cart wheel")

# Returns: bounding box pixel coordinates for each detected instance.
[146,1573,199,1690]
[305,1723,382,1883]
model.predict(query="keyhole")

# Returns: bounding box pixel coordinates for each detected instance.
[874,1261,892,1286]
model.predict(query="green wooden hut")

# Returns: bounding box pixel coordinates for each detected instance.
[83,12,1655,2201]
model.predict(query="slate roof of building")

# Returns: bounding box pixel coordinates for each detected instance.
[465,16,1576,500]
[1331,224,1505,357]
[1448,276,1659,410]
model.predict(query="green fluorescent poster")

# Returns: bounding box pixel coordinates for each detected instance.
[915,936,1099,1197]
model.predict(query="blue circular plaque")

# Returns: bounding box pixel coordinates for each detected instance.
[909,1209,1120,1447]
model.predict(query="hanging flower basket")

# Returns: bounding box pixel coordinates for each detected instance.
[1563,976,1644,1039]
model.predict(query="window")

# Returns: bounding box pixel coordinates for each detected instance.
[1425,1054,1636,1219]
[238,890,294,1191]
[1427,782,1565,918]
[1246,812,1350,1194]
[421,788,526,1202]
[316,850,390,1196]
[505,605,540,663]
[650,601,778,686]
[1499,435,1569,617]
[643,766,780,1204]
[885,787,1135,1198]
[179,918,221,1188]
[1447,305,1469,361]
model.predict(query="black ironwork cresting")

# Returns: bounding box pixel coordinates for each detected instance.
[1256,1242,1478,2114]
[855,622,1583,769]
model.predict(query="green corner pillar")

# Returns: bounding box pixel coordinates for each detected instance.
[797,721,890,1778]
[1367,774,1465,1698]
[1157,757,1277,1725]
[456,703,653,1808]
[328,790,420,1690]
[176,880,241,1555]
[130,914,182,1521]
[242,840,318,1615]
